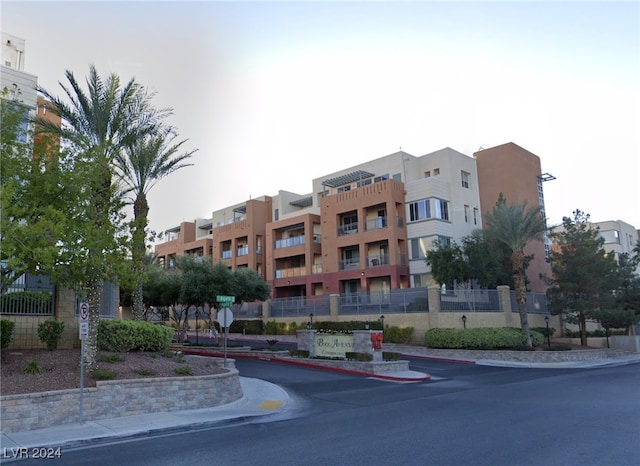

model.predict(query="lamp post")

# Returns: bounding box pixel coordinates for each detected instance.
[365,320,370,330]
[309,313,313,328]
[461,315,467,329]
[380,315,385,333]
[306,321,312,330]
[544,315,551,348]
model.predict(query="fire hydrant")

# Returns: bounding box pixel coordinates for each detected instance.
[371,332,384,350]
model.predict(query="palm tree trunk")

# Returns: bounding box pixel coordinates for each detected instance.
[83,280,102,369]
[513,251,532,348]
[131,194,149,320]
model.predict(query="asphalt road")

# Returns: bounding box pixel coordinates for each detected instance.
[11,357,640,466]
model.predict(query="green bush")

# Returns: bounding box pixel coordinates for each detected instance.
[97,320,173,352]
[382,351,402,361]
[531,326,556,338]
[289,349,310,358]
[425,327,545,349]
[23,360,43,374]
[383,326,414,344]
[229,319,263,335]
[98,353,125,363]
[264,320,287,335]
[1,319,15,349]
[0,291,53,314]
[92,368,117,380]
[174,366,193,376]
[37,320,65,350]
[344,352,373,361]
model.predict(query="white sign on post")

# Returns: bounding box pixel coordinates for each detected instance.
[79,302,89,340]
[218,308,234,328]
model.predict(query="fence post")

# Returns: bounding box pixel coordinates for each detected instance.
[262,299,271,319]
[329,294,340,319]
[427,286,441,330]
[498,286,513,327]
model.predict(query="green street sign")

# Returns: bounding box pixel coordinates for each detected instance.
[216,295,235,305]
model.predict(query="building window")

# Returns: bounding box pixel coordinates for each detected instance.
[424,171,431,178]
[473,208,479,225]
[410,238,430,260]
[374,174,389,183]
[433,168,440,176]
[461,171,470,189]
[464,205,469,223]
[408,199,431,222]
[435,199,449,221]
[338,185,351,193]
[356,178,372,188]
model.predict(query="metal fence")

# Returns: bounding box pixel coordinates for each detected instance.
[0,273,56,316]
[510,291,548,314]
[269,295,330,318]
[338,288,429,315]
[440,289,501,312]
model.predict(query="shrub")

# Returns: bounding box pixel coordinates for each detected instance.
[92,368,117,380]
[174,366,193,376]
[229,319,263,335]
[134,368,157,376]
[1,319,16,350]
[98,353,125,363]
[264,320,287,335]
[425,327,544,349]
[37,320,65,350]
[531,326,556,338]
[289,349,310,358]
[382,351,402,361]
[344,352,373,361]
[97,320,173,352]
[383,326,414,344]
[23,360,43,374]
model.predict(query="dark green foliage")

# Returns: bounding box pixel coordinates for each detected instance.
[91,368,117,380]
[344,352,373,361]
[382,351,402,361]
[1,319,15,349]
[23,360,43,374]
[98,353,125,363]
[37,320,65,350]
[97,320,173,352]
[229,319,263,335]
[382,326,414,344]
[543,344,572,351]
[0,291,53,314]
[288,349,310,358]
[264,321,287,335]
[425,327,544,349]
[174,366,193,376]
[531,326,556,338]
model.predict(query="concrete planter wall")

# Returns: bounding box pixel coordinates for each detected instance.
[0,369,242,434]
[610,336,640,353]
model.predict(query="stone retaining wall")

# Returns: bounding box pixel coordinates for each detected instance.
[418,348,626,363]
[0,369,242,434]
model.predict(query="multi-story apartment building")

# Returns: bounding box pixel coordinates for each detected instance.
[155,147,484,298]
[593,220,639,270]
[474,142,554,293]
[155,219,213,268]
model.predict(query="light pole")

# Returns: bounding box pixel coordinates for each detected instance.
[545,315,551,348]
[309,313,313,328]
[380,315,385,333]
[461,315,467,329]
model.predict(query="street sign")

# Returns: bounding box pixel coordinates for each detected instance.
[216,295,235,306]
[218,308,234,328]
[80,302,89,321]
[79,322,89,340]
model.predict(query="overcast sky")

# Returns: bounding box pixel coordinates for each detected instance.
[3,1,639,236]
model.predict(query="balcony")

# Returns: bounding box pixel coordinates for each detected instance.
[339,258,360,270]
[337,223,358,236]
[365,216,387,231]
[237,245,249,256]
[275,266,305,279]
[221,250,232,259]
[367,254,389,268]
[275,235,305,249]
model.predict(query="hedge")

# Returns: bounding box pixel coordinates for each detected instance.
[97,320,174,352]
[1,319,15,349]
[425,327,544,349]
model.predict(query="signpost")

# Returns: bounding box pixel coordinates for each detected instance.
[216,295,235,367]
[78,302,89,423]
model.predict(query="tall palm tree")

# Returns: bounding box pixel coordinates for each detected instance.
[116,131,196,320]
[484,196,547,347]
[37,65,165,366]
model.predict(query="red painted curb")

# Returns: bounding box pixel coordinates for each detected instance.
[176,348,431,382]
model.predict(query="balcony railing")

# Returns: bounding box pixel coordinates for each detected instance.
[275,266,305,279]
[337,223,358,236]
[339,258,360,270]
[237,245,249,256]
[275,235,305,249]
[365,216,387,231]
[311,264,323,274]
[221,250,232,259]
[366,254,389,268]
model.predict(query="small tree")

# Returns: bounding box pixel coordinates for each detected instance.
[589,309,639,348]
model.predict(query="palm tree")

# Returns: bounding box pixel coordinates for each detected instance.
[483,195,547,347]
[37,65,164,366]
[115,131,196,320]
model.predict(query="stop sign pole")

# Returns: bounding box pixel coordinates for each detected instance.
[216,296,235,367]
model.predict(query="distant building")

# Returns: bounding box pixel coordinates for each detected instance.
[474,142,554,293]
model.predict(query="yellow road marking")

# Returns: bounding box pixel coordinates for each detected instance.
[258,400,283,410]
